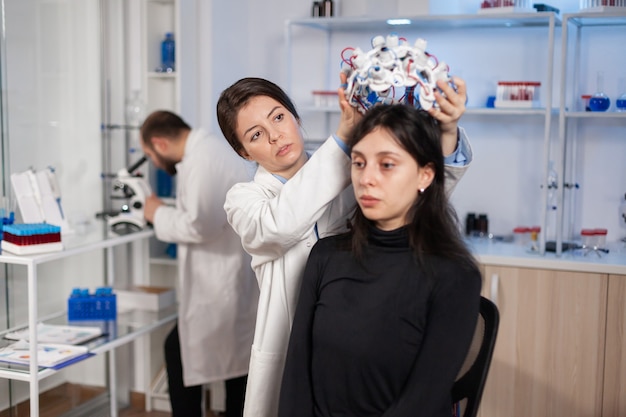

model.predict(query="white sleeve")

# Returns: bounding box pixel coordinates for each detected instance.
[224,135,351,261]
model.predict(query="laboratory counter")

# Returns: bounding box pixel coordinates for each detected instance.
[470,237,626,417]
[468,238,626,275]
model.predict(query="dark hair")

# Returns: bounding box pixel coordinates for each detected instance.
[216,77,300,158]
[140,110,191,150]
[348,104,477,271]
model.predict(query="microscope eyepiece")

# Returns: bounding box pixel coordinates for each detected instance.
[127,155,148,174]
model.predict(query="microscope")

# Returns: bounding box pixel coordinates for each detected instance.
[107,156,152,234]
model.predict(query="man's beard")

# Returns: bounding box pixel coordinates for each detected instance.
[156,154,177,176]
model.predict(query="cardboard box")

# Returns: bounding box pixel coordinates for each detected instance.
[115,286,176,311]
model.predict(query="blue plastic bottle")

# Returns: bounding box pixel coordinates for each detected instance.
[160,32,175,72]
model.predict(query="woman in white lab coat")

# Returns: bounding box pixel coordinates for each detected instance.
[216,76,471,417]
[142,110,259,417]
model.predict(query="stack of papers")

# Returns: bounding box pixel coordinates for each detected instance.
[0,323,103,369]
[4,323,103,345]
[0,340,92,369]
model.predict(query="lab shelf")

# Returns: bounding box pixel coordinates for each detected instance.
[139,2,181,411]
[142,0,180,115]
[147,71,177,79]
[555,10,626,256]
[149,256,177,266]
[0,228,154,266]
[0,227,176,417]
[286,11,560,254]
[299,105,554,116]
[285,12,561,95]
[286,12,561,31]
[565,10,626,26]
[564,111,626,119]
[0,305,177,381]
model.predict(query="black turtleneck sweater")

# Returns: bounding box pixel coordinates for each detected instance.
[278,227,481,417]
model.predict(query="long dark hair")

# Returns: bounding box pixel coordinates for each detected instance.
[216,77,300,158]
[347,104,477,271]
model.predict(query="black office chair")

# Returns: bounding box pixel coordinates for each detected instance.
[451,296,499,417]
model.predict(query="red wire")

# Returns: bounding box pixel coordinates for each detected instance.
[425,52,439,69]
[341,47,356,68]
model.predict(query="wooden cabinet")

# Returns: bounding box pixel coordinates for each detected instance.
[603,274,626,417]
[479,265,608,417]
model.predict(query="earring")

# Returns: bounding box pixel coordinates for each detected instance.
[419,188,425,194]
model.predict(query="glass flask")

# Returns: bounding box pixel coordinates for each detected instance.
[589,72,610,112]
[125,90,145,127]
[617,93,626,112]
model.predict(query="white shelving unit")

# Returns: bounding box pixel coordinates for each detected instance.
[140,0,180,206]
[0,229,177,417]
[285,12,559,253]
[556,10,626,256]
[139,1,180,411]
[142,0,181,115]
[136,0,180,282]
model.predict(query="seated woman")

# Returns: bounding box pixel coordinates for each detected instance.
[278,104,482,417]
[217,74,471,417]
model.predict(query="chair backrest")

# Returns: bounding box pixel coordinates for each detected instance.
[451,296,499,417]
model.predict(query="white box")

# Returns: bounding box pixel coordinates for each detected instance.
[1,240,63,255]
[115,286,176,311]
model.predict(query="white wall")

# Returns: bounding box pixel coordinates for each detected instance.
[199,0,626,244]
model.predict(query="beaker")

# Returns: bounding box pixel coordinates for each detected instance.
[580,228,595,248]
[589,72,611,112]
[513,226,530,246]
[617,93,626,112]
[594,228,607,249]
[616,77,626,112]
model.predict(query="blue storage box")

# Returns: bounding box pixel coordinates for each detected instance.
[68,287,117,321]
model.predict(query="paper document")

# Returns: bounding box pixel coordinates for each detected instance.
[0,340,91,368]
[10,168,71,233]
[4,323,103,345]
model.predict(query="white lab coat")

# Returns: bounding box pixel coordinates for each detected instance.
[225,132,472,417]
[153,128,259,386]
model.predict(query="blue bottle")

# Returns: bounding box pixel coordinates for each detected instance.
[160,32,175,72]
